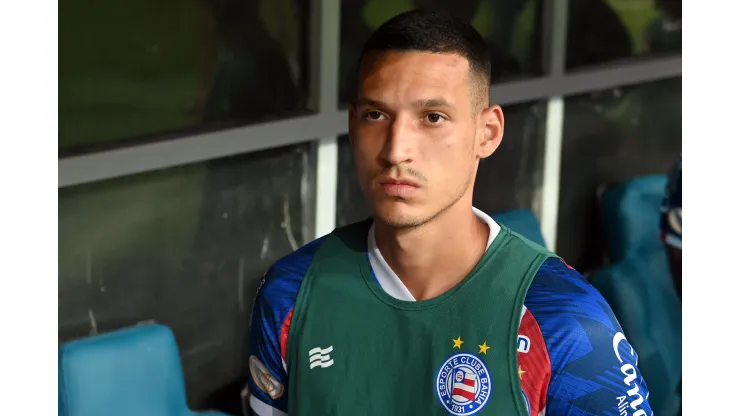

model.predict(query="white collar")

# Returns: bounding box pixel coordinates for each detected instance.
[366,207,501,301]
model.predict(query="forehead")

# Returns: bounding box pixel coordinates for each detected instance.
[358,51,472,102]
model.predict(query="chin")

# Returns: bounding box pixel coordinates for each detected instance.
[372,201,432,228]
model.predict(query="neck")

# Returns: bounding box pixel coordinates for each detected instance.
[373,200,489,301]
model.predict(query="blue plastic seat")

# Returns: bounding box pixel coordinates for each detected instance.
[590,175,682,416]
[492,209,547,248]
[59,323,228,416]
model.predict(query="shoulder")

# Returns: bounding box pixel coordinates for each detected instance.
[253,236,326,322]
[249,236,327,364]
[252,218,371,329]
[524,257,624,375]
[246,237,327,412]
[525,258,622,337]
[257,237,324,303]
[524,258,652,414]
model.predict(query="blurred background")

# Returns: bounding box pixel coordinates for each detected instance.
[58,0,681,414]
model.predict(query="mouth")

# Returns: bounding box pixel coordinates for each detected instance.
[379,178,420,187]
[377,178,420,198]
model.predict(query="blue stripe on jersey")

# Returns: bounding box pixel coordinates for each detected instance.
[525,257,653,415]
[246,237,325,412]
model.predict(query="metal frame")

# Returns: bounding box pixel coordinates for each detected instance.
[310,0,341,238]
[58,0,682,243]
[538,0,569,251]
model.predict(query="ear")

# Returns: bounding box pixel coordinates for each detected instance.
[348,103,357,146]
[476,105,504,159]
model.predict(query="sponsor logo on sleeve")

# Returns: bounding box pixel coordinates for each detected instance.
[249,355,285,400]
[612,333,648,416]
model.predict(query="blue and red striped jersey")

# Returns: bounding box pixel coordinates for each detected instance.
[245,212,652,416]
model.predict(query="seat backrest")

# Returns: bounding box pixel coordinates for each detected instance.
[600,174,668,262]
[593,174,682,415]
[591,251,682,415]
[492,209,547,248]
[59,324,190,416]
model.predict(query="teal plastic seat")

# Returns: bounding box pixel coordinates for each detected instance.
[591,175,682,416]
[493,209,547,248]
[59,323,228,416]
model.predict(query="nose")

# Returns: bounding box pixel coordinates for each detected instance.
[379,115,415,167]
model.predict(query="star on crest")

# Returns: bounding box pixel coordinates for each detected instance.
[452,336,464,349]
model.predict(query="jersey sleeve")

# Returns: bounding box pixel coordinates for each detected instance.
[525,258,653,416]
[244,238,324,416]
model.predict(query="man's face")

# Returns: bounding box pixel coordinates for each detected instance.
[349,51,502,228]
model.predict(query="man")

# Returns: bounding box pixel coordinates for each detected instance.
[245,10,651,415]
[661,157,682,297]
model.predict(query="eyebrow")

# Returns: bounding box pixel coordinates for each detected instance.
[355,97,390,110]
[355,97,455,110]
[412,98,454,109]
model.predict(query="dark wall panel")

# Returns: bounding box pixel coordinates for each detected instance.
[557,77,681,270]
[59,143,314,413]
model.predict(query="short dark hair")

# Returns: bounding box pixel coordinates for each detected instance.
[356,9,492,107]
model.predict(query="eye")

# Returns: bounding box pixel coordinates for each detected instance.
[424,113,445,125]
[364,111,387,121]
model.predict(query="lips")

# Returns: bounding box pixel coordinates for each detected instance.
[379,179,420,187]
[378,178,419,198]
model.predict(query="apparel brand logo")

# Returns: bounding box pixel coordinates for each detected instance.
[309,345,334,369]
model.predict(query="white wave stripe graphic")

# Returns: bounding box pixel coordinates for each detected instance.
[308,345,334,369]
[309,354,333,364]
[308,346,333,356]
[309,357,334,369]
